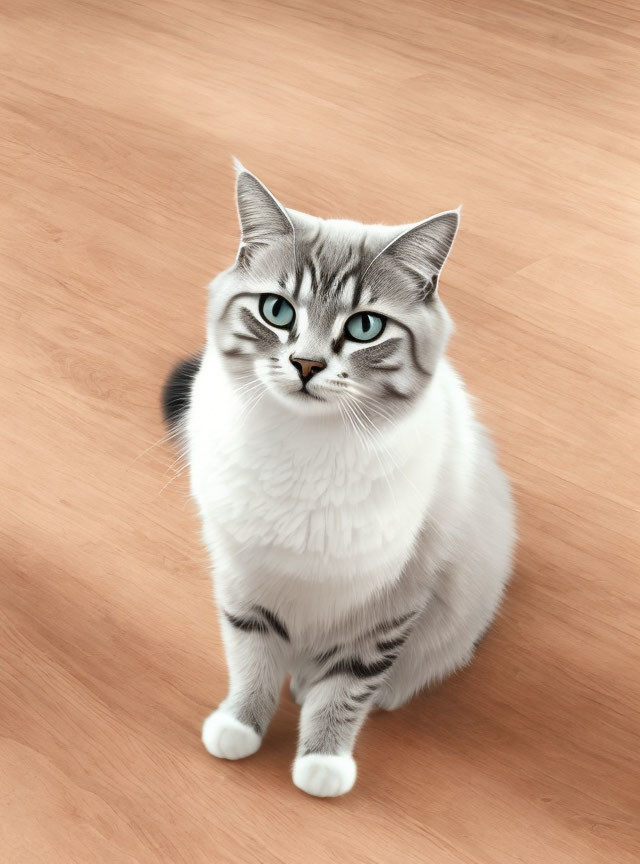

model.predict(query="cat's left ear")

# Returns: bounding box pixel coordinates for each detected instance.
[372,208,460,301]
[233,160,293,259]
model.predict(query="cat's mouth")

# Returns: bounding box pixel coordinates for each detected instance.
[297,385,325,402]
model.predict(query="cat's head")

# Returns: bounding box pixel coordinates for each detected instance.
[208,164,459,425]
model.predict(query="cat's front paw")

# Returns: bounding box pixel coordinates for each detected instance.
[292,753,357,797]
[201,710,261,760]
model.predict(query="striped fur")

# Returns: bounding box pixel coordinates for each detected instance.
[184,166,515,797]
[213,167,458,416]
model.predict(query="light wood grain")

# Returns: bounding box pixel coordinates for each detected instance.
[1,1,639,862]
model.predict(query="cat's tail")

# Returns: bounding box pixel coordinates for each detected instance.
[161,354,202,429]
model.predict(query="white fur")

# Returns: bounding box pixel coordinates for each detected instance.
[202,710,261,760]
[293,754,357,797]
[189,350,466,621]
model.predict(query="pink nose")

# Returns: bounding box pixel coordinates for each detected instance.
[290,356,326,382]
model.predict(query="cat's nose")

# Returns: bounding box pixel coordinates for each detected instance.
[289,355,326,382]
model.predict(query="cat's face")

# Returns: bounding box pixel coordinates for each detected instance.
[209,167,459,427]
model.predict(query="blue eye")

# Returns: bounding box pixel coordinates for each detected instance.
[345,312,386,342]
[260,294,295,329]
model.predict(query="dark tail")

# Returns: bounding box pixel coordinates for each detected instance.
[161,355,202,429]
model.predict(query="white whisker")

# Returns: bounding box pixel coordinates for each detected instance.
[132,423,186,466]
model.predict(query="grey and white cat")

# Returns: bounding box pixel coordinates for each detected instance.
[165,163,515,797]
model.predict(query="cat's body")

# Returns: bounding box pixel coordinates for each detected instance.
[171,165,515,797]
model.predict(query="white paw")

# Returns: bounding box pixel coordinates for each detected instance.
[292,753,357,797]
[201,710,261,760]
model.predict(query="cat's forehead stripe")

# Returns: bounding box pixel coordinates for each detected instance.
[290,231,371,307]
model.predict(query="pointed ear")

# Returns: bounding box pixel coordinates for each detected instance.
[372,209,460,300]
[234,162,293,250]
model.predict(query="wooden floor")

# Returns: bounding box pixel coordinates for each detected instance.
[1,1,639,861]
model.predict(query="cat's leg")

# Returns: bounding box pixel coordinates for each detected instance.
[292,674,379,797]
[291,614,418,795]
[202,607,289,760]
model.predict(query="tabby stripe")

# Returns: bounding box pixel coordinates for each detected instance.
[314,646,340,664]
[309,257,321,296]
[239,307,277,343]
[347,270,364,308]
[292,260,305,299]
[395,321,432,376]
[221,348,250,359]
[383,382,411,401]
[331,333,346,354]
[347,239,368,306]
[351,690,374,703]
[350,684,378,704]
[308,231,324,265]
[332,264,358,298]
[218,291,256,323]
[376,636,407,653]
[254,606,290,642]
[224,611,268,634]
[374,611,416,635]
[319,654,396,682]
[351,337,401,365]
[328,252,356,297]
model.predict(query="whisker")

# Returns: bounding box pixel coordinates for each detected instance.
[131,423,186,465]
[341,397,371,453]
[235,381,270,427]
[351,393,426,508]
[233,377,265,396]
[156,462,190,498]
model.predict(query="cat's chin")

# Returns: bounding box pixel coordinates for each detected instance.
[267,386,341,418]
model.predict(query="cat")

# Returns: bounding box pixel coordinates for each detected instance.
[163,162,515,797]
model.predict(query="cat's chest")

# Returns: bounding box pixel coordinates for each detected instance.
[189,421,429,578]
[200,436,392,546]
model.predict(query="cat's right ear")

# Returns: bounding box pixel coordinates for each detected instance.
[233,160,293,259]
